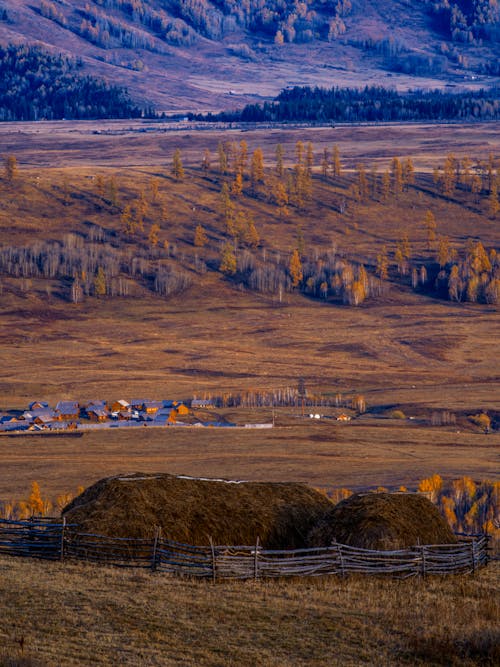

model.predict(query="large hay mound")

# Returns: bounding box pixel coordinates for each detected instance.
[62,473,333,548]
[307,493,457,550]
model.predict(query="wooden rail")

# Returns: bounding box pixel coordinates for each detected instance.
[0,519,490,579]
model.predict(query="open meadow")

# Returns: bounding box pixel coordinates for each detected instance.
[0,119,499,666]
[0,120,499,499]
[0,555,498,666]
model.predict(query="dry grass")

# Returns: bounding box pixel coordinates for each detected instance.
[0,555,497,666]
[0,122,498,513]
[0,417,498,501]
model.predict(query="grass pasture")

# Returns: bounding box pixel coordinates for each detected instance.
[0,120,499,665]
[0,556,498,666]
[0,119,499,497]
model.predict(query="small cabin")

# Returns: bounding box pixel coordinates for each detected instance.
[29,401,49,411]
[191,399,214,409]
[88,408,109,423]
[111,399,130,413]
[55,401,80,421]
[142,400,163,414]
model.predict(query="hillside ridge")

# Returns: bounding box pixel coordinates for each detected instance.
[0,0,499,111]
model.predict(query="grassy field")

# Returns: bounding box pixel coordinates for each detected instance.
[0,556,498,666]
[0,120,499,666]
[0,120,499,499]
[0,416,498,502]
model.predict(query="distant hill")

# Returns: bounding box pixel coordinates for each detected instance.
[0,0,499,112]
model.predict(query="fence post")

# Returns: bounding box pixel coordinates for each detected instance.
[209,537,216,584]
[60,516,66,562]
[254,537,260,581]
[420,546,426,578]
[470,540,476,574]
[337,543,345,577]
[151,526,160,572]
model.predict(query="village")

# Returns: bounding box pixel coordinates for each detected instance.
[0,396,357,435]
[0,397,252,433]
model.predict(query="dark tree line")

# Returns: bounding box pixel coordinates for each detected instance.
[0,44,145,121]
[195,85,500,124]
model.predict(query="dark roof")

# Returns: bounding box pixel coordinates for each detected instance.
[23,409,57,421]
[55,400,79,413]
[29,401,49,410]
[143,400,163,410]
[86,400,107,409]
[130,399,150,407]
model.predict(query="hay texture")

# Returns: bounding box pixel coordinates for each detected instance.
[62,473,333,548]
[307,493,457,550]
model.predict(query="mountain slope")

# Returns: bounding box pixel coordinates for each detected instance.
[0,1,498,111]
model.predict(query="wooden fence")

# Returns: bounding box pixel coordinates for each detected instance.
[0,519,490,580]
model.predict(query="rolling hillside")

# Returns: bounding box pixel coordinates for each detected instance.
[0,0,499,111]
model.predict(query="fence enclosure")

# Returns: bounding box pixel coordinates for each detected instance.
[0,519,490,580]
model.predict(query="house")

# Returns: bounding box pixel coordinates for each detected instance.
[130,399,149,411]
[87,407,109,423]
[173,402,189,416]
[22,409,57,423]
[110,399,130,413]
[33,413,56,427]
[29,401,49,411]
[142,400,163,414]
[55,401,80,421]
[86,400,108,411]
[191,399,214,409]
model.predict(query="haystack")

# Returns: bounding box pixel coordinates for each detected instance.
[62,473,333,549]
[307,493,457,550]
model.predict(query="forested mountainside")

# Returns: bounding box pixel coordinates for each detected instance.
[0,45,144,120]
[0,1,499,110]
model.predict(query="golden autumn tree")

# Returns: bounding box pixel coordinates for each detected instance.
[194,223,208,248]
[28,481,44,516]
[418,473,443,503]
[275,143,285,177]
[171,148,185,180]
[321,148,329,177]
[489,176,499,217]
[93,266,107,297]
[381,168,391,202]
[219,242,237,275]
[289,249,303,287]
[4,154,17,181]
[424,210,437,250]
[149,223,160,247]
[331,145,341,177]
[376,246,389,280]
[201,148,211,172]
[250,148,264,189]
[391,157,403,197]
[231,170,243,197]
[305,142,314,176]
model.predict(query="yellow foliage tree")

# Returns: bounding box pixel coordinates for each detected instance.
[149,223,160,247]
[220,242,237,275]
[28,481,44,516]
[289,249,303,287]
[418,473,443,503]
[194,223,208,248]
[172,148,184,180]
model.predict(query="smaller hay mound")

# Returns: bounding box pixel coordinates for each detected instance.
[62,473,333,549]
[307,493,457,550]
